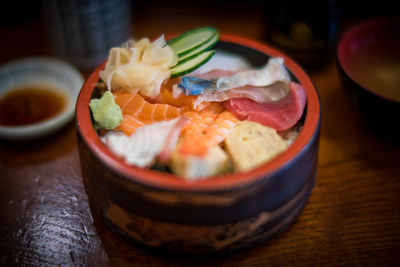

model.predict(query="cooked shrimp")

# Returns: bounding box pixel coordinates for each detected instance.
[180,110,239,156]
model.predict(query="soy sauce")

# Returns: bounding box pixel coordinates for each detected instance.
[0,85,67,126]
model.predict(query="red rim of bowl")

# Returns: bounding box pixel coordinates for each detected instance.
[75,34,320,191]
[337,17,400,104]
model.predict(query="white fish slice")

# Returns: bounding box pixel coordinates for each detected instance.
[215,57,291,91]
[103,118,181,167]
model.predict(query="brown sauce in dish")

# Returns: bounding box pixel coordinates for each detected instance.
[0,85,67,126]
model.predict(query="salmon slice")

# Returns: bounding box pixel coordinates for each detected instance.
[113,90,186,135]
[115,114,145,136]
[154,78,210,111]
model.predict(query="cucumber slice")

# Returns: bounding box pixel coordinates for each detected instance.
[178,32,219,62]
[168,27,217,56]
[170,50,216,78]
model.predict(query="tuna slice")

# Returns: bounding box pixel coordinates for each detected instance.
[225,82,306,131]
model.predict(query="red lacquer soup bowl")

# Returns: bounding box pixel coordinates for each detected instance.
[337,17,400,132]
[75,34,321,254]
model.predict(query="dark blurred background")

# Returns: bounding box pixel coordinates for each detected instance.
[0,0,398,71]
[1,0,398,24]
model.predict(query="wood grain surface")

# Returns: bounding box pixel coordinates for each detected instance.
[1,2,399,266]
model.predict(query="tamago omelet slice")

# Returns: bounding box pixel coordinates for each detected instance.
[224,121,288,172]
[169,140,230,180]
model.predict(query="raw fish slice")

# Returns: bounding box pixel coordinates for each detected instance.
[216,57,291,90]
[160,70,235,111]
[113,90,186,135]
[225,82,306,131]
[195,69,234,80]
[115,114,145,136]
[174,70,234,96]
[176,58,290,96]
[113,90,136,110]
[193,81,289,108]
[154,78,210,111]
[114,90,186,120]
[104,118,185,167]
[158,116,189,162]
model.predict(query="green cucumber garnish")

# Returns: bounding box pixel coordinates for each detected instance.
[168,27,217,56]
[178,32,219,62]
[170,50,216,78]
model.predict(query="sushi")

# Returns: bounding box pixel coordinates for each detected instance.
[90,27,306,180]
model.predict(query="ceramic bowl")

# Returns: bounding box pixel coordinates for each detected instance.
[75,34,321,254]
[337,17,400,131]
[0,57,84,140]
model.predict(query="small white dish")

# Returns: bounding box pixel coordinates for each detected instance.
[0,57,84,140]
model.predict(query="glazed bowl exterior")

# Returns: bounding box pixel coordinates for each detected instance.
[337,17,400,131]
[75,34,321,254]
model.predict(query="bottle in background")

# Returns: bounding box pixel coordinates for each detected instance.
[265,0,338,69]
[41,0,132,71]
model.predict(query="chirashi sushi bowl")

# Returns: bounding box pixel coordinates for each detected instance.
[75,28,321,254]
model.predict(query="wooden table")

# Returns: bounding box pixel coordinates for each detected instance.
[1,3,400,266]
